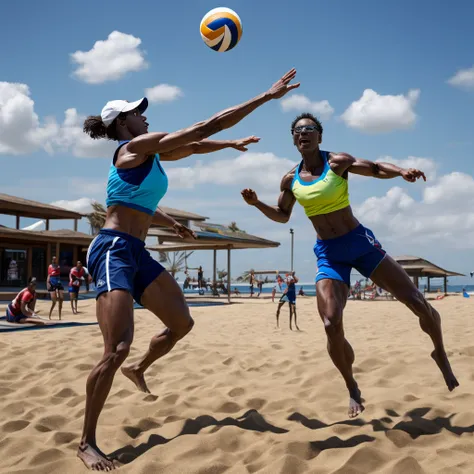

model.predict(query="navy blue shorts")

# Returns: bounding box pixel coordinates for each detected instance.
[69,286,80,294]
[86,229,166,305]
[314,224,386,287]
[280,291,296,305]
[6,304,25,323]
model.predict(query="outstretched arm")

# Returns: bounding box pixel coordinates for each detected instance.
[128,69,299,156]
[241,172,296,224]
[160,136,260,161]
[331,153,427,182]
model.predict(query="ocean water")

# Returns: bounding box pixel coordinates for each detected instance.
[182,283,474,297]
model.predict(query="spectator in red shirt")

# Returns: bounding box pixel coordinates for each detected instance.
[47,256,64,320]
[6,277,45,325]
[69,261,85,315]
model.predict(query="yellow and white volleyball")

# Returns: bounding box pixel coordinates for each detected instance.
[200,7,243,52]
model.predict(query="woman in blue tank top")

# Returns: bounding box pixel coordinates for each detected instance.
[77,69,299,471]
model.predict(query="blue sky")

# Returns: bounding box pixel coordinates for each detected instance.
[1,0,473,284]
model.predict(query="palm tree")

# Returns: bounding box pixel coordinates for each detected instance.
[217,269,228,281]
[237,268,255,282]
[87,201,106,235]
[164,251,194,277]
[228,221,246,233]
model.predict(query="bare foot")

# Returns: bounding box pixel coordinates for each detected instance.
[121,365,150,393]
[431,349,459,391]
[348,387,365,418]
[77,442,116,471]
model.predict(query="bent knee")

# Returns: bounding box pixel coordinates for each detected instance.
[399,291,428,314]
[175,316,194,339]
[320,311,343,331]
[103,342,131,369]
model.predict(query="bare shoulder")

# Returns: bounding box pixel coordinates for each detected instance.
[280,165,298,191]
[328,151,355,165]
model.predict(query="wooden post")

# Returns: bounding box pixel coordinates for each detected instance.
[73,245,78,265]
[46,219,50,231]
[74,219,78,232]
[444,276,447,295]
[414,276,419,289]
[46,243,51,266]
[16,215,20,229]
[427,277,431,293]
[213,250,217,284]
[27,246,33,281]
[227,247,231,304]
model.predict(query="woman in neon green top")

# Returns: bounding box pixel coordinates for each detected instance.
[242,113,458,418]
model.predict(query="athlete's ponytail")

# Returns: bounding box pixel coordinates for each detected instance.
[83,115,109,139]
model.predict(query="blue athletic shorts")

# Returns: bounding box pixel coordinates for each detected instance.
[68,286,80,294]
[86,229,165,305]
[314,224,386,287]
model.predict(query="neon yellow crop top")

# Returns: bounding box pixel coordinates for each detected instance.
[291,151,350,217]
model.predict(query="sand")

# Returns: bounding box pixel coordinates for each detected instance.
[0,294,473,473]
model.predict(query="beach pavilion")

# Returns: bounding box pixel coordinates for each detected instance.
[0,193,88,289]
[394,255,464,294]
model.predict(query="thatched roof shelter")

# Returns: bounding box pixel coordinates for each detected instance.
[0,226,93,246]
[394,255,464,294]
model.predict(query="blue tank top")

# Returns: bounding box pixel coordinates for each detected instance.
[106,140,169,215]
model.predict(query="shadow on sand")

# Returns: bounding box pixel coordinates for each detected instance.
[109,406,474,465]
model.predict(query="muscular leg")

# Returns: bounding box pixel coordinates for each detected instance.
[49,292,57,319]
[370,255,458,391]
[78,289,134,471]
[292,304,300,331]
[289,304,293,330]
[57,290,64,320]
[121,271,194,394]
[317,279,363,418]
[275,302,285,328]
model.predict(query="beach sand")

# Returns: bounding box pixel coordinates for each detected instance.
[1,295,473,473]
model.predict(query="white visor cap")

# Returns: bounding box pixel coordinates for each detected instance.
[100,97,148,127]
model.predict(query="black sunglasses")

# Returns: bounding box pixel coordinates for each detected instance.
[293,125,319,134]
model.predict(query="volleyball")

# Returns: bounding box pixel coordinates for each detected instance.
[200,7,242,52]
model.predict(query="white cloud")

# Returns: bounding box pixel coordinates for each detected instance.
[51,108,115,158]
[0,82,58,154]
[447,66,474,89]
[341,89,420,133]
[355,171,474,249]
[0,82,115,158]
[166,152,297,191]
[146,84,183,103]
[71,31,148,84]
[51,197,95,214]
[280,94,334,119]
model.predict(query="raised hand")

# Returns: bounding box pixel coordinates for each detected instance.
[172,222,197,239]
[241,188,259,205]
[232,136,260,151]
[267,68,300,99]
[401,168,426,183]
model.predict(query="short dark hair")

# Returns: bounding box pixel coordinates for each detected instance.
[83,112,127,141]
[290,113,323,135]
[28,277,37,285]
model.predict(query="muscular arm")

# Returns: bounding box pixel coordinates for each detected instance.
[331,153,425,181]
[126,69,298,156]
[151,208,180,228]
[20,300,34,317]
[250,173,296,224]
[128,93,271,157]
[348,158,403,179]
